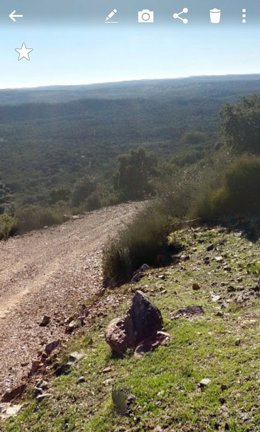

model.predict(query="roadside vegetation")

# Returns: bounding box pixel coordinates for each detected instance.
[2,225,260,431]
[0,79,259,237]
[102,95,260,286]
[0,82,260,431]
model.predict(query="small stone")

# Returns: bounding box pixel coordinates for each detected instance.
[180,255,190,261]
[215,311,224,318]
[199,378,211,388]
[39,315,51,327]
[77,376,86,384]
[65,319,83,334]
[68,352,85,363]
[45,340,60,356]
[28,360,42,377]
[35,380,48,390]
[54,362,72,377]
[0,403,23,419]
[36,393,52,402]
[224,265,231,272]
[102,366,112,373]
[211,294,221,302]
[103,378,113,386]
[192,282,201,291]
[171,305,204,319]
[215,256,223,262]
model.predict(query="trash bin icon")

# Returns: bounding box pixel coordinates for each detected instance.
[210,8,221,24]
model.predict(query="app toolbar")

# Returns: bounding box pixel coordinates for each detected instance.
[5,5,253,61]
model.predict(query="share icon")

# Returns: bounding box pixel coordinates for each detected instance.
[173,8,189,24]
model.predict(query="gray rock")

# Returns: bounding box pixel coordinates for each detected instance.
[171,305,204,319]
[199,378,211,388]
[0,403,23,419]
[45,340,60,356]
[105,291,163,355]
[54,362,72,377]
[36,393,52,402]
[77,376,86,384]
[39,315,51,327]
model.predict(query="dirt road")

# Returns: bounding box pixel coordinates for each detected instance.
[0,202,143,398]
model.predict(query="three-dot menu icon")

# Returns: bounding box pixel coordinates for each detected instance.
[242,9,247,24]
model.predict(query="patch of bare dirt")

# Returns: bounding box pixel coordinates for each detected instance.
[0,202,144,398]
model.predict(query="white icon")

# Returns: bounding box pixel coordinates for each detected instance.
[138,9,154,23]
[210,8,221,24]
[242,9,246,24]
[105,9,118,24]
[173,8,189,24]
[15,42,33,61]
[9,10,24,22]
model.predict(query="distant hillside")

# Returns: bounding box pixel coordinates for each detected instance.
[0,75,259,207]
[1,75,260,105]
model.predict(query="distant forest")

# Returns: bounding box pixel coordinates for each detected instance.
[0,75,260,236]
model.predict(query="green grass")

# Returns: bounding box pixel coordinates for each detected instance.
[2,226,260,431]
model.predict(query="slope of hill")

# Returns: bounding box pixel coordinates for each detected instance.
[1,223,259,431]
[0,75,260,208]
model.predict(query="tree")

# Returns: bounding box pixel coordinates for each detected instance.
[221,95,260,154]
[71,177,96,207]
[113,148,157,201]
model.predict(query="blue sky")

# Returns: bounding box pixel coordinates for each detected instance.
[0,0,260,89]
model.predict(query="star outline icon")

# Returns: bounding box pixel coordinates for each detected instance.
[15,42,33,61]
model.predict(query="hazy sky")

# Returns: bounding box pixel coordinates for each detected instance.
[0,0,260,88]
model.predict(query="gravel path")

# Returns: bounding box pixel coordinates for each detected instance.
[0,202,143,398]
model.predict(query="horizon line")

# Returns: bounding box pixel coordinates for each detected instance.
[1,72,260,91]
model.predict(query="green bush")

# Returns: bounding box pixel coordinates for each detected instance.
[0,214,17,240]
[197,156,260,220]
[102,205,181,287]
[71,177,96,207]
[221,95,260,154]
[16,205,65,233]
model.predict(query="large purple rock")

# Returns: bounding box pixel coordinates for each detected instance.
[105,290,163,355]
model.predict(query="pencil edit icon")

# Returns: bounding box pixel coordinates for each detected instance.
[105,9,118,24]
[210,8,221,24]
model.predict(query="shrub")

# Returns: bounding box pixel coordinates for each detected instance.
[197,156,260,220]
[16,205,65,233]
[181,131,207,146]
[102,204,181,287]
[221,95,260,154]
[71,177,96,207]
[0,214,17,240]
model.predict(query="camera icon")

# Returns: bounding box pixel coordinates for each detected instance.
[138,9,154,23]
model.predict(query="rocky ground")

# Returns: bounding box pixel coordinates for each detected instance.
[0,202,144,400]
[1,223,259,431]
